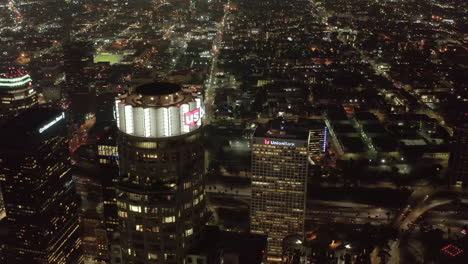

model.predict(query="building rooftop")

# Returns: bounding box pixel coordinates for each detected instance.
[355,111,379,122]
[333,123,358,134]
[135,82,181,96]
[0,107,65,149]
[371,136,399,152]
[0,68,29,79]
[0,68,32,90]
[362,124,387,134]
[339,136,366,153]
[253,118,310,141]
[297,118,326,129]
[2,107,62,133]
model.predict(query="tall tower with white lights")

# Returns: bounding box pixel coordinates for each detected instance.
[115,82,207,263]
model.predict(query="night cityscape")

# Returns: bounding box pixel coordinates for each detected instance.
[0,0,467,263]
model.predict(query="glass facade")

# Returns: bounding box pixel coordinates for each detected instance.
[308,126,327,161]
[0,109,82,264]
[251,136,308,262]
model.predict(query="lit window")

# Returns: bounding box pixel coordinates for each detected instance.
[129,205,141,213]
[163,216,175,223]
[148,253,158,260]
[136,225,143,232]
[118,211,128,218]
[185,228,193,236]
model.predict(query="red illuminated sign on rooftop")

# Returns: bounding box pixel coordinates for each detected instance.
[441,244,463,257]
[184,108,201,126]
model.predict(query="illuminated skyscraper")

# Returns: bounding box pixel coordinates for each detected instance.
[250,119,309,262]
[115,82,207,263]
[0,68,38,121]
[0,108,82,264]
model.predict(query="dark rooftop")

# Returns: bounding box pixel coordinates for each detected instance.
[254,118,310,141]
[135,82,181,95]
[372,136,399,152]
[339,136,366,153]
[362,124,387,134]
[327,111,348,121]
[355,112,379,122]
[2,107,63,133]
[326,105,348,121]
[0,107,65,149]
[333,123,358,134]
[297,118,326,129]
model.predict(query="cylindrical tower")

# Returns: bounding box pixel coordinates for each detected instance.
[115,82,206,264]
[0,68,38,120]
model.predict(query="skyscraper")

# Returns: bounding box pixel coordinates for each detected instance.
[0,68,38,121]
[250,119,309,262]
[448,123,468,187]
[115,82,207,263]
[0,108,82,264]
[63,41,96,126]
[63,41,94,95]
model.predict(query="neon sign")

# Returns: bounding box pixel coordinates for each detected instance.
[184,108,203,126]
[322,126,328,153]
[263,139,296,147]
[39,112,65,133]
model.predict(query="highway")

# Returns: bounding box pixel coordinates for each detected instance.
[307,200,397,226]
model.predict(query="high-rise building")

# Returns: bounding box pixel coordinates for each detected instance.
[0,108,82,264]
[448,123,468,187]
[63,41,94,95]
[115,82,207,263]
[298,118,328,162]
[250,119,309,262]
[63,41,96,126]
[0,68,38,121]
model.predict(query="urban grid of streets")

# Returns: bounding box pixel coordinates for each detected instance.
[1,0,467,263]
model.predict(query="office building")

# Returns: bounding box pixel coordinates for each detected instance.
[73,165,112,263]
[96,124,119,166]
[0,108,82,264]
[250,118,309,262]
[448,123,468,187]
[63,41,94,95]
[298,119,328,162]
[0,68,38,121]
[63,41,96,126]
[115,82,207,263]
